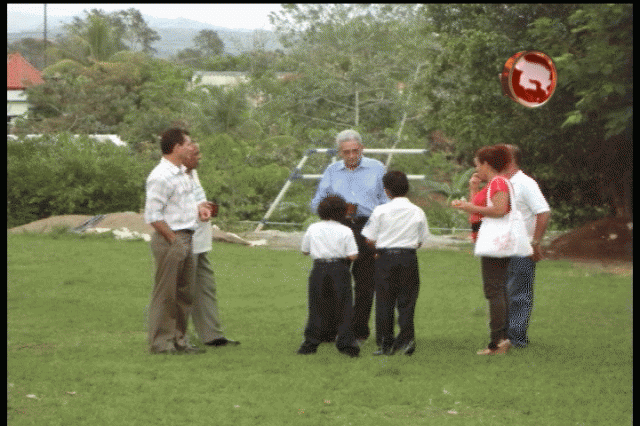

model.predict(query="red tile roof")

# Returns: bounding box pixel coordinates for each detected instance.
[7,53,45,90]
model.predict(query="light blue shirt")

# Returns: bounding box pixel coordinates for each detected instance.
[310,157,389,217]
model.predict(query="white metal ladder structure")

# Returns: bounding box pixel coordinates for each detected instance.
[255,148,428,231]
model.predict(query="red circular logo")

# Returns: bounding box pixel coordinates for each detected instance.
[500,51,557,107]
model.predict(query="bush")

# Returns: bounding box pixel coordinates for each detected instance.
[7,134,149,228]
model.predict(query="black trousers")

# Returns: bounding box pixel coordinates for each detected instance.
[304,260,357,350]
[341,217,376,340]
[374,249,420,351]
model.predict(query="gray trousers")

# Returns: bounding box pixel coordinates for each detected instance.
[148,231,195,352]
[191,252,225,343]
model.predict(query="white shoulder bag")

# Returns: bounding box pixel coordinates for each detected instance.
[474,177,533,258]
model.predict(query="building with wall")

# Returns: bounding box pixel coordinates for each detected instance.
[7,52,45,125]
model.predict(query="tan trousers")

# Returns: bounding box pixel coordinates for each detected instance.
[191,252,225,343]
[148,231,195,352]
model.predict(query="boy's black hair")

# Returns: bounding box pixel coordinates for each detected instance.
[383,170,409,197]
[317,195,348,221]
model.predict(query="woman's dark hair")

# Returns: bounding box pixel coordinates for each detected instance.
[160,127,190,155]
[474,145,511,172]
[317,195,348,221]
[382,170,409,197]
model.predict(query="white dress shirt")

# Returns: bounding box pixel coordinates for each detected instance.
[301,220,359,260]
[509,170,551,239]
[361,197,430,249]
[189,170,212,254]
[144,157,198,231]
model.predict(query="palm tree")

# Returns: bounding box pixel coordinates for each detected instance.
[46,13,126,66]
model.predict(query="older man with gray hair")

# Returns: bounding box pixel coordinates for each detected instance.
[311,129,389,344]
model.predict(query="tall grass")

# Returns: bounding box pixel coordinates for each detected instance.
[7,232,632,425]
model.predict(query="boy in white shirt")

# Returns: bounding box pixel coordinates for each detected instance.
[299,196,360,357]
[362,171,430,356]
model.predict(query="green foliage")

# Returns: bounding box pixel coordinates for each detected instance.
[7,134,150,228]
[413,4,632,223]
[193,30,225,57]
[194,133,294,225]
[425,167,476,203]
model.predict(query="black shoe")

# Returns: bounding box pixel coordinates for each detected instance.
[205,337,241,347]
[297,342,318,355]
[338,346,360,358]
[372,347,393,356]
[391,340,416,356]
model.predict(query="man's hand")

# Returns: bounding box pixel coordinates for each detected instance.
[451,199,474,213]
[198,201,217,221]
[198,203,211,221]
[469,173,483,191]
[531,243,544,262]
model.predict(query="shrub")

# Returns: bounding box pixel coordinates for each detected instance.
[7,134,148,228]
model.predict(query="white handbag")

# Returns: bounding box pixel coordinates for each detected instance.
[474,177,533,258]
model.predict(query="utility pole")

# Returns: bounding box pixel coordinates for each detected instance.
[43,4,47,69]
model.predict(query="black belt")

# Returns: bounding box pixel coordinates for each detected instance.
[174,229,195,235]
[377,248,417,255]
[314,258,349,265]
[471,222,481,233]
[343,216,369,227]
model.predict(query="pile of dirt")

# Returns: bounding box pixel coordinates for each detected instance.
[8,212,154,235]
[545,217,633,262]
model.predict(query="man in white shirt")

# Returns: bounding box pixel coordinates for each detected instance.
[501,144,551,348]
[184,144,240,348]
[299,195,360,357]
[144,127,209,355]
[362,171,430,356]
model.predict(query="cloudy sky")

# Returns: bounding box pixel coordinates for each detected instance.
[7,3,283,30]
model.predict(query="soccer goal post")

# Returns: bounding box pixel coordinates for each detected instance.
[255,148,428,232]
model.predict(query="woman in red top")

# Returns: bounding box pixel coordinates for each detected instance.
[451,145,512,355]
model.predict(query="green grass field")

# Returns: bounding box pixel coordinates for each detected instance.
[7,232,632,425]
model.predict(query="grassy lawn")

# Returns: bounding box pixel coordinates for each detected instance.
[7,232,632,425]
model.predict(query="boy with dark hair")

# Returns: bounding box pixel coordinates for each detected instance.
[298,195,360,357]
[362,171,430,356]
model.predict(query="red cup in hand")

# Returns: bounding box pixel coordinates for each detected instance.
[209,202,218,218]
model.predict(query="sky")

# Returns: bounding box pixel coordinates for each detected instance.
[7,3,283,31]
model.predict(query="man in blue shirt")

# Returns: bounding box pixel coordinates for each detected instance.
[311,129,388,343]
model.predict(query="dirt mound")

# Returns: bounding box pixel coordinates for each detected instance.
[8,212,154,235]
[545,217,633,262]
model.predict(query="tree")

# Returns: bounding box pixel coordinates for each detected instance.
[16,52,195,150]
[46,8,160,65]
[115,8,161,54]
[413,4,632,225]
[193,30,225,57]
[263,4,432,148]
[7,37,52,70]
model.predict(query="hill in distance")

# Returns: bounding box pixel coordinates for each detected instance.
[7,10,283,58]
